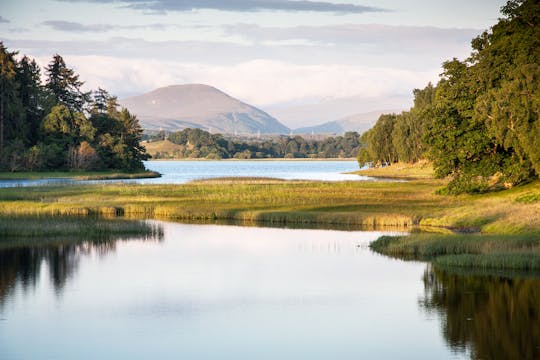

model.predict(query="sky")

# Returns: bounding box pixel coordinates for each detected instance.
[0,0,507,127]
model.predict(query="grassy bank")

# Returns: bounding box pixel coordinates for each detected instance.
[0,216,163,250]
[370,233,540,270]
[0,176,538,232]
[0,170,161,181]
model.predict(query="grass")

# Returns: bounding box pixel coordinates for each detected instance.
[0,176,538,232]
[0,165,539,270]
[355,160,435,180]
[0,170,161,181]
[370,233,540,270]
[143,140,183,158]
[0,216,163,240]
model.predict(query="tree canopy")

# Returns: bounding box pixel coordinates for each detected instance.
[0,46,148,172]
[358,0,540,193]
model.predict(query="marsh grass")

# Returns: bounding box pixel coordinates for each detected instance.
[0,170,160,181]
[0,177,539,232]
[370,233,540,270]
[0,216,163,242]
[434,253,540,271]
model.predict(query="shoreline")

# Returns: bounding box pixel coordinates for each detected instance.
[0,170,161,181]
[146,158,357,162]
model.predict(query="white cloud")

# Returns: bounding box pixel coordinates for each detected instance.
[33,55,438,107]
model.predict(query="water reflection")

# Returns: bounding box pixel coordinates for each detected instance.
[421,265,540,359]
[0,235,161,305]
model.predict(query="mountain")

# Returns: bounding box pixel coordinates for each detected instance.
[293,110,400,135]
[121,84,290,134]
[265,94,410,129]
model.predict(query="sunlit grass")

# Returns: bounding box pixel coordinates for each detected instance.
[370,233,540,270]
[0,177,538,232]
[0,216,163,240]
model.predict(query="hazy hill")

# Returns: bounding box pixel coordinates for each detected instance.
[121,84,290,135]
[293,110,399,135]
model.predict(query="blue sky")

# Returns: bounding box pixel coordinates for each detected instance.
[0,0,507,126]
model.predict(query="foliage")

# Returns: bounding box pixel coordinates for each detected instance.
[159,128,362,159]
[0,45,148,172]
[358,0,540,193]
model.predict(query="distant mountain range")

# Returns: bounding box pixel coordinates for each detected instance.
[293,110,400,135]
[121,83,399,136]
[121,84,290,135]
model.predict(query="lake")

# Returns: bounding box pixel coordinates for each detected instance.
[0,160,371,188]
[1,221,538,359]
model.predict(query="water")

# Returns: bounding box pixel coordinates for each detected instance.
[1,222,537,359]
[0,160,371,188]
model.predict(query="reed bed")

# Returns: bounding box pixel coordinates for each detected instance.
[370,233,540,270]
[0,216,163,240]
[0,177,539,232]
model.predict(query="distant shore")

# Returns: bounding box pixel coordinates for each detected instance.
[0,170,161,181]
[147,158,357,162]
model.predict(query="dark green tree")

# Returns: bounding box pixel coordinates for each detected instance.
[45,54,90,113]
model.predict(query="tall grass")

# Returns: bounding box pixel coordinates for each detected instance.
[0,176,538,232]
[370,233,540,270]
[0,216,163,241]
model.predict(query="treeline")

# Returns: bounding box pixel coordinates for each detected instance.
[0,43,148,172]
[358,0,540,193]
[152,128,361,159]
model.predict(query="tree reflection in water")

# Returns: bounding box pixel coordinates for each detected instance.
[0,234,162,305]
[421,265,540,359]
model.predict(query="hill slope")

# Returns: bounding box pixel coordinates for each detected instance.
[294,110,400,135]
[121,84,290,135]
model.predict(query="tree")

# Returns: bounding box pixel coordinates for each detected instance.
[45,54,90,113]
[16,56,44,145]
[367,113,397,165]
[0,43,22,159]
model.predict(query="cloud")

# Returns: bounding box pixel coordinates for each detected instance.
[5,29,474,71]
[0,16,10,23]
[58,0,385,14]
[42,20,115,32]
[224,23,480,50]
[28,55,437,107]
[41,20,172,32]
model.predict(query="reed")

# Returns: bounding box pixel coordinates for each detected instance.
[370,233,540,270]
[0,216,163,240]
[0,177,539,232]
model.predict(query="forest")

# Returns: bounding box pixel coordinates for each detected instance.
[0,44,148,172]
[358,0,539,194]
[151,128,361,159]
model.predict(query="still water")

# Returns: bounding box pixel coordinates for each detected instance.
[0,160,369,188]
[1,222,538,359]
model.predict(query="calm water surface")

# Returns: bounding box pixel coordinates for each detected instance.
[0,160,369,188]
[1,222,537,359]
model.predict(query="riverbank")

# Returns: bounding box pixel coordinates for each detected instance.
[0,176,538,233]
[0,170,161,181]
[1,165,539,270]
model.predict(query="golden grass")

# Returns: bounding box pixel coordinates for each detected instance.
[355,160,435,179]
[142,140,183,157]
[0,176,538,233]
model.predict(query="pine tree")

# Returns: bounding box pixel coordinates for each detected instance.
[45,54,90,113]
